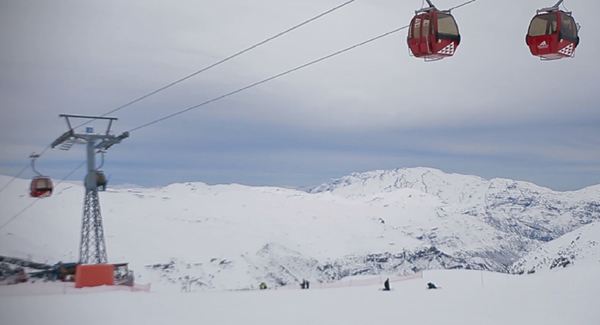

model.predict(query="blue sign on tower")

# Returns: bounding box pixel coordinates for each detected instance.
[86,127,94,134]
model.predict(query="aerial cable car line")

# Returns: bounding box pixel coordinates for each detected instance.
[0,164,28,194]
[447,0,478,11]
[0,0,357,195]
[71,0,357,130]
[127,0,482,134]
[0,160,87,231]
[0,0,481,230]
[420,0,479,11]
[128,25,408,132]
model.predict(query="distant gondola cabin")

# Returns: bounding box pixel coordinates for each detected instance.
[96,171,107,191]
[408,10,461,61]
[30,176,53,198]
[526,10,579,60]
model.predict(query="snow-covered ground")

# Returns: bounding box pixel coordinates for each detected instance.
[1,265,598,325]
[1,168,599,324]
[1,167,599,290]
[511,222,600,274]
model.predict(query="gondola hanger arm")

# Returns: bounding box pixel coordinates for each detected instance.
[96,150,106,170]
[417,0,437,13]
[29,153,41,176]
[538,0,564,13]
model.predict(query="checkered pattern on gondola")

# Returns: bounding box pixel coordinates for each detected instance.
[437,43,455,55]
[558,43,575,57]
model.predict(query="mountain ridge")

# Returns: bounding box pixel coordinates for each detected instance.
[1,167,598,291]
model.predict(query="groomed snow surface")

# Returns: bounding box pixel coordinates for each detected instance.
[1,265,598,325]
[1,169,599,324]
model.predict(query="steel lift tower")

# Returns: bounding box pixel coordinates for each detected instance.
[51,114,129,264]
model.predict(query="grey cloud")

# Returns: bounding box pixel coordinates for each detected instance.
[1,0,599,192]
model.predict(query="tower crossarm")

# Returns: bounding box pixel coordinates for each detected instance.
[95,132,130,150]
[51,129,75,149]
[52,114,128,150]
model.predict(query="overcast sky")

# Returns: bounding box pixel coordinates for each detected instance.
[1,0,599,191]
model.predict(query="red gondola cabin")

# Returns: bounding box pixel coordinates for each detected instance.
[408,10,460,61]
[30,176,53,198]
[526,10,579,60]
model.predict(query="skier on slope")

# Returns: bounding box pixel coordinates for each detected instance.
[383,278,390,291]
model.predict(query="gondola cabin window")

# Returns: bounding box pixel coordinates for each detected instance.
[411,17,421,38]
[528,13,558,36]
[437,13,459,37]
[561,14,577,39]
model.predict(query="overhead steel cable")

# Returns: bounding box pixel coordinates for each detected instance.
[0,160,87,230]
[0,0,357,194]
[73,0,357,129]
[449,0,478,11]
[0,0,482,230]
[0,164,29,194]
[128,25,410,133]
[128,0,482,133]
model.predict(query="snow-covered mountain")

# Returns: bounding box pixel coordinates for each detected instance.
[1,167,598,291]
[510,222,600,274]
[311,167,600,246]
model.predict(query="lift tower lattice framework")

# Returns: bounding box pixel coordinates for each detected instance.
[51,114,129,264]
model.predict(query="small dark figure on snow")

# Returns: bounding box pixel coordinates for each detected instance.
[383,278,390,291]
[300,279,310,289]
[427,282,439,289]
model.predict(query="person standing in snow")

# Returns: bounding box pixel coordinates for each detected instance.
[383,278,390,291]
